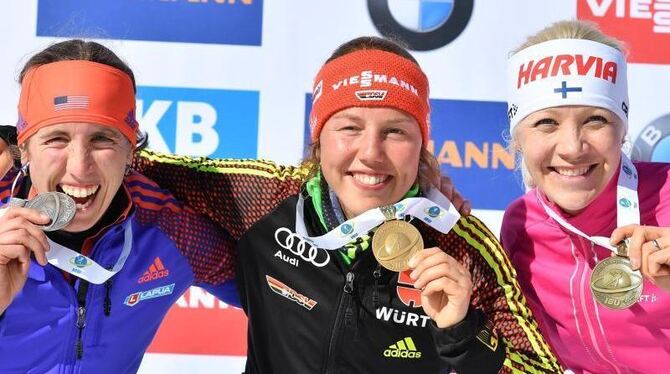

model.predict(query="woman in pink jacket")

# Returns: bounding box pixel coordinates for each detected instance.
[501,20,670,373]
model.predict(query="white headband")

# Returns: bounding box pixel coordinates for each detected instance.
[507,39,629,132]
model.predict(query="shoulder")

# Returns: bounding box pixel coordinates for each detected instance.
[125,172,183,214]
[137,149,309,181]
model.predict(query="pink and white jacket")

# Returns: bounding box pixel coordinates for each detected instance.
[501,161,670,374]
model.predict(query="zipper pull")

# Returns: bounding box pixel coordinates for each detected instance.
[372,266,381,309]
[75,306,86,359]
[344,272,355,294]
[104,280,113,316]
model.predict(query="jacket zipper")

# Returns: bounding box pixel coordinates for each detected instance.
[75,280,90,360]
[323,271,355,374]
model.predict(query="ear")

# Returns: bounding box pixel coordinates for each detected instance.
[19,143,29,164]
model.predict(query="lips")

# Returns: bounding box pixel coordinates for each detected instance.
[550,164,596,177]
[351,173,389,186]
[58,184,100,209]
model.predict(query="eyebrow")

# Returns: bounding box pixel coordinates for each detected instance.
[37,128,123,140]
[330,113,415,125]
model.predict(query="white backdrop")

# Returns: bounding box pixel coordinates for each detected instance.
[1,1,669,372]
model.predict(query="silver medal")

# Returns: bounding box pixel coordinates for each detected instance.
[24,192,76,231]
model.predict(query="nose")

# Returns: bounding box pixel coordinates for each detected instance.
[357,130,385,165]
[555,123,586,160]
[66,142,92,177]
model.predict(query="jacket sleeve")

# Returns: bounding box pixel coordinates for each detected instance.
[132,149,308,240]
[437,215,563,374]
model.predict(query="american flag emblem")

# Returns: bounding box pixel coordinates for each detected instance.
[53,95,89,111]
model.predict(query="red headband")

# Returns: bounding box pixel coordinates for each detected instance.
[309,49,431,144]
[17,60,138,146]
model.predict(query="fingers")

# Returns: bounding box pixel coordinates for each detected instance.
[438,175,455,198]
[0,208,51,266]
[646,239,670,278]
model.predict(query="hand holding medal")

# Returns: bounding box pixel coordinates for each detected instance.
[369,200,472,328]
[407,247,473,328]
[611,224,670,293]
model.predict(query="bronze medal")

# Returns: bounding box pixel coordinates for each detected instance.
[372,220,423,272]
[590,241,643,309]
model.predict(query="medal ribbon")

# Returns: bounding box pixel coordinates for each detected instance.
[538,154,640,253]
[295,187,461,249]
[45,218,134,284]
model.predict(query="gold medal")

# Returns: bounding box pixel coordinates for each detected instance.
[590,241,643,310]
[372,220,423,272]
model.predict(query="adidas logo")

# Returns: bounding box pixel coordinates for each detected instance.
[383,337,422,359]
[138,257,170,284]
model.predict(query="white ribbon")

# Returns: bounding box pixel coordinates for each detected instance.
[45,219,134,284]
[295,187,461,250]
[538,155,639,254]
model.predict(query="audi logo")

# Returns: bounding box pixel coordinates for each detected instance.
[274,227,331,267]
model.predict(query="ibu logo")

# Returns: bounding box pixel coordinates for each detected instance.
[137,86,259,159]
[426,206,442,218]
[341,223,354,235]
[619,198,632,208]
[70,255,91,268]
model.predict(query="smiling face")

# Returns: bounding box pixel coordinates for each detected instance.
[22,122,133,232]
[515,105,626,215]
[318,107,422,218]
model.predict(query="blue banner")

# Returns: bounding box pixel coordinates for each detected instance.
[37,0,263,46]
[138,86,259,159]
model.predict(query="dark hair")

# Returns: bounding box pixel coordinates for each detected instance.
[326,36,418,65]
[19,39,136,92]
[302,36,440,189]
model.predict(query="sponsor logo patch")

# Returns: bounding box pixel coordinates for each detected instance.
[266,275,317,310]
[355,89,388,101]
[376,306,431,327]
[125,283,176,307]
[397,270,422,308]
[138,257,170,284]
[383,336,422,359]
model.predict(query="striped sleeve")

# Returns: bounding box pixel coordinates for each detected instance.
[127,172,236,285]
[132,149,307,240]
[444,215,563,373]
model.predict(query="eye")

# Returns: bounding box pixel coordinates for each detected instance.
[385,127,405,136]
[92,135,116,144]
[43,136,68,145]
[533,118,558,127]
[584,115,609,125]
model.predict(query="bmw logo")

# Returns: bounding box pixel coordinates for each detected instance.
[341,223,354,235]
[71,255,91,268]
[368,0,474,51]
[632,113,670,162]
[618,198,631,208]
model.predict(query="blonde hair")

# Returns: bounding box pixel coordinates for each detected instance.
[510,20,626,188]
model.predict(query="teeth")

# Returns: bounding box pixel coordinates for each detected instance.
[60,184,99,198]
[555,167,590,177]
[353,174,387,186]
